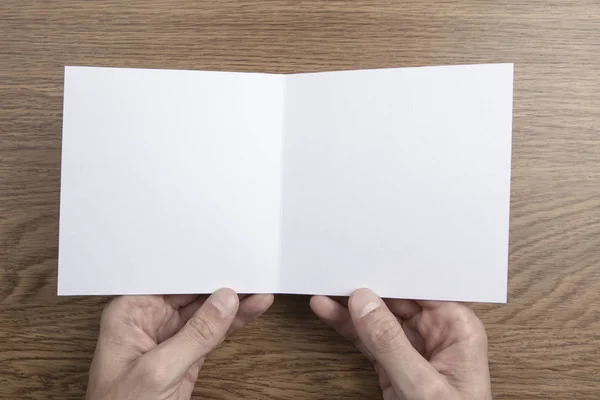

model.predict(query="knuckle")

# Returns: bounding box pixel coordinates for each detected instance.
[468,317,488,343]
[100,297,120,323]
[458,310,487,345]
[99,300,125,333]
[186,313,219,345]
[450,304,473,324]
[420,377,449,400]
[446,305,488,345]
[99,301,138,337]
[135,358,169,387]
[100,297,140,328]
[103,295,134,314]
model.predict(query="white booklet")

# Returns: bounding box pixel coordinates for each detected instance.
[58,64,513,302]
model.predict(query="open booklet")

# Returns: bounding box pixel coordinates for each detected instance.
[58,64,513,302]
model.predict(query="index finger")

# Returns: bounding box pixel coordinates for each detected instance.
[147,288,239,378]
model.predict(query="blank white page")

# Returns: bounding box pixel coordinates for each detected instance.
[59,67,284,295]
[280,64,513,302]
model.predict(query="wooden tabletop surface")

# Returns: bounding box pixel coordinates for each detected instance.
[1,1,599,399]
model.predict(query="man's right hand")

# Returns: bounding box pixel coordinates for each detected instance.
[311,289,492,400]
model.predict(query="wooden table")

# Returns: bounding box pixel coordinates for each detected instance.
[1,1,599,398]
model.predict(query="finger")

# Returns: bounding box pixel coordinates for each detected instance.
[383,298,421,320]
[163,294,201,308]
[311,296,395,391]
[155,295,209,343]
[349,289,442,396]
[414,301,485,339]
[383,299,426,355]
[310,296,351,335]
[227,294,274,335]
[177,293,255,328]
[164,294,249,311]
[150,288,239,378]
[158,294,266,343]
[400,319,427,357]
[310,296,376,364]
[178,295,210,323]
[330,296,349,307]
[413,301,488,355]
[179,360,203,397]
[415,300,447,309]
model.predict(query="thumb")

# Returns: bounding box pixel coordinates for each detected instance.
[150,288,239,378]
[349,289,442,397]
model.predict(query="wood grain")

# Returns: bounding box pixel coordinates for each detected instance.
[1,0,599,398]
